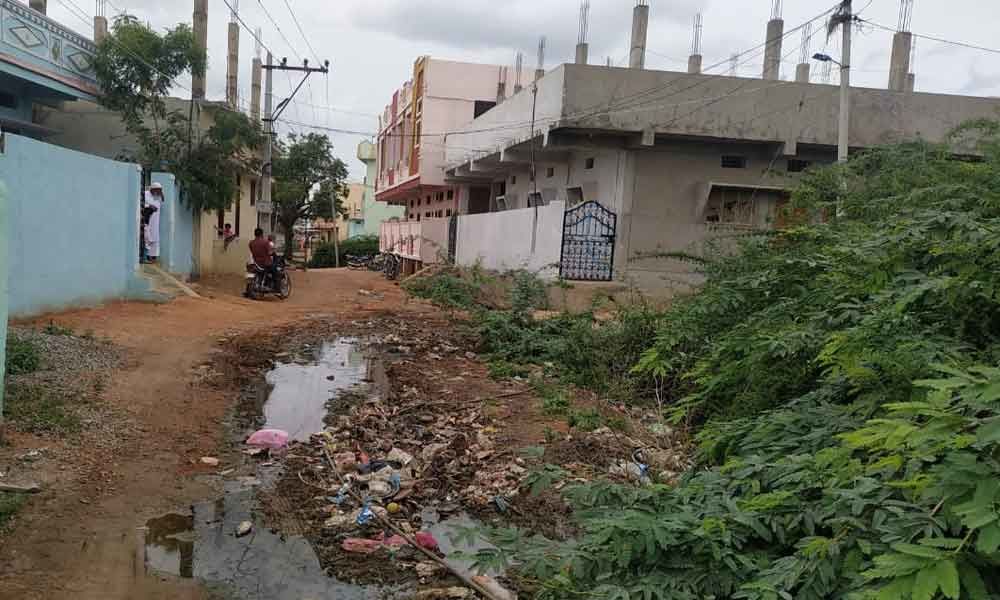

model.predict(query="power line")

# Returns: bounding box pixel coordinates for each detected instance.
[280,0,322,65]
[220,0,276,59]
[861,19,1000,56]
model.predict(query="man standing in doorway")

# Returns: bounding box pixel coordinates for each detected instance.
[145,183,164,263]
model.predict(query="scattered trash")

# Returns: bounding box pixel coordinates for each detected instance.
[246,429,289,450]
[386,447,414,466]
[416,561,445,578]
[342,537,383,554]
[355,502,375,526]
[200,457,220,467]
[242,447,268,457]
[236,521,253,537]
[387,502,401,514]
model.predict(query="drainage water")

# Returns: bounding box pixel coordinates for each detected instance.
[142,482,382,599]
[142,338,387,599]
[262,338,370,441]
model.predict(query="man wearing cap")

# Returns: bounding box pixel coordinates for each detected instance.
[144,183,164,263]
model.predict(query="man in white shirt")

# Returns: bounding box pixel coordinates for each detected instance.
[144,183,163,263]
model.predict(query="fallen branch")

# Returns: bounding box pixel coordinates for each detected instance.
[321,446,509,600]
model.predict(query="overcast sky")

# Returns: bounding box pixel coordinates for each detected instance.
[45,0,1000,178]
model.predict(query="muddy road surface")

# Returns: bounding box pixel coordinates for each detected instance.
[0,270,423,599]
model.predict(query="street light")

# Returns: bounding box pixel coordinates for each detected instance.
[812,53,840,66]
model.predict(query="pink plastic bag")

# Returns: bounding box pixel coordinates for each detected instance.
[246,429,289,450]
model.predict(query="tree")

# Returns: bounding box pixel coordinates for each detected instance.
[92,15,262,213]
[271,133,349,257]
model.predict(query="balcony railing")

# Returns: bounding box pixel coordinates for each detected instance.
[1,0,99,98]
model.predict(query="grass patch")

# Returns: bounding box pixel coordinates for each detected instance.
[43,321,74,336]
[5,384,81,434]
[567,408,603,432]
[403,272,478,309]
[488,360,531,380]
[0,493,27,531]
[6,335,41,376]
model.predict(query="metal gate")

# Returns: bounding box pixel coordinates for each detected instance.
[559,201,617,281]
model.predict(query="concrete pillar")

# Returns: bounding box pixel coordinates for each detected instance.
[687,54,702,74]
[226,22,240,108]
[534,68,544,82]
[905,73,915,92]
[763,18,784,80]
[629,2,649,69]
[192,0,208,100]
[795,63,810,83]
[94,15,108,44]
[28,0,46,14]
[575,43,589,65]
[250,57,262,121]
[889,31,912,91]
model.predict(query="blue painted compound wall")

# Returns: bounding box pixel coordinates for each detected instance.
[153,173,195,279]
[0,134,148,317]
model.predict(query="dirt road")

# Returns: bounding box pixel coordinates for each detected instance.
[0,269,415,600]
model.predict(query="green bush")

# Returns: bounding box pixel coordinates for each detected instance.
[473,125,1000,599]
[6,335,41,376]
[308,235,380,268]
[403,272,478,310]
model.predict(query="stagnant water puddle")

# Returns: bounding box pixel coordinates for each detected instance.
[263,338,372,441]
[141,338,388,599]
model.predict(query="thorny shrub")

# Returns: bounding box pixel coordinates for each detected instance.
[468,124,1000,599]
[5,335,41,376]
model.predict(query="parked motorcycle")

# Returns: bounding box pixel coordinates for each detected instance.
[245,255,292,300]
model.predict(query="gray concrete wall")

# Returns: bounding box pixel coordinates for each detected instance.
[558,64,1000,151]
[456,202,565,277]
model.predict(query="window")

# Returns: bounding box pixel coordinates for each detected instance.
[410,199,415,207]
[585,158,595,170]
[250,180,257,206]
[0,92,16,109]
[721,155,748,169]
[446,209,453,217]
[474,100,497,118]
[566,187,585,205]
[510,175,517,185]
[425,212,430,218]
[546,167,555,178]
[417,214,421,221]
[417,198,422,206]
[787,159,812,173]
[527,192,544,207]
[446,189,454,200]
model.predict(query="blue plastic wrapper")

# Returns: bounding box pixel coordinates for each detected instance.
[356,502,375,525]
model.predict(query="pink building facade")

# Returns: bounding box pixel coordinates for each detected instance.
[375,57,529,221]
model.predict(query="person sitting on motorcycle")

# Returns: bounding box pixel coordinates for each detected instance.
[249,228,275,286]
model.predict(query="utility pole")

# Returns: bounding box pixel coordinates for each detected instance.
[331,189,340,268]
[838,0,852,163]
[261,56,330,240]
[262,52,274,234]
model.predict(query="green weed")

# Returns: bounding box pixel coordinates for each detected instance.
[0,493,27,531]
[473,126,1000,599]
[403,272,477,309]
[6,385,81,434]
[43,321,74,336]
[567,408,603,432]
[5,336,41,376]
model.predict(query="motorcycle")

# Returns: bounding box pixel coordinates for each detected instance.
[245,255,292,300]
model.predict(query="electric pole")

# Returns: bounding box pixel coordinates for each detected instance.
[260,56,331,244]
[838,0,852,163]
[262,52,274,234]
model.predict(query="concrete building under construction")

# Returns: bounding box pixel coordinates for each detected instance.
[433,1,1000,292]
